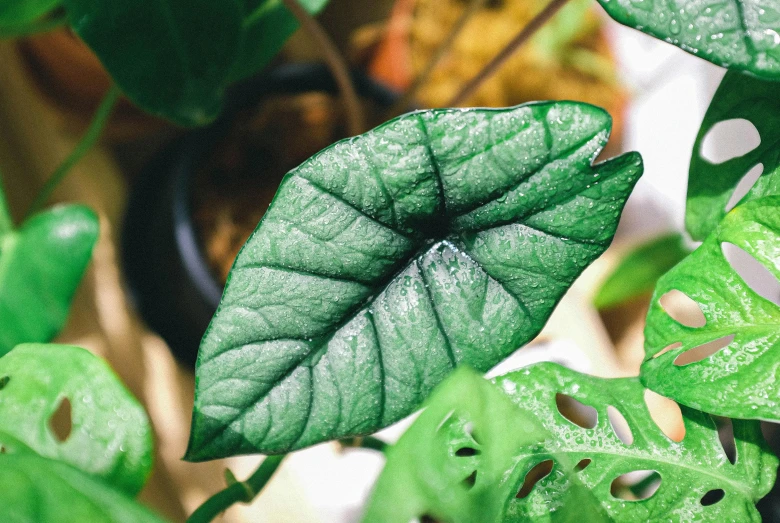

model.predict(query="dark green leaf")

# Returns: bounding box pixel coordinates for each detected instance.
[0,452,166,523]
[0,0,60,27]
[0,204,98,357]
[596,0,780,79]
[229,0,329,82]
[643,196,780,420]
[594,233,692,310]
[186,103,642,461]
[62,0,243,127]
[0,344,153,495]
[687,70,780,240]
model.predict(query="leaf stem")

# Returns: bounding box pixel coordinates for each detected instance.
[281,0,365,136]
[0,15,68,39]
[0,169,14,236]
[187,455,285,523]
[339,436,389,453]
[448,0,572,106]
[25,84,120,218]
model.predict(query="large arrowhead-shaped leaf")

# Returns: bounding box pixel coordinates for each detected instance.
[63,0,242,126]
[367,362,778,522]
[596,0,780,79]
[186,103,643,461]
[687,71,780,240]
[0,204,98,357]
[643,196,780,420]
[0,344,153,495]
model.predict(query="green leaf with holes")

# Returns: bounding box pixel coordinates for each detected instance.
[687,71,780,240]
[0,344,153,495]
[596,0,780,79]
[0,452,166,523]
[0,0,60,27]
[643,196,780,420]
[0,204,99,357]
[185,103,643,461]
[367,363,777,522]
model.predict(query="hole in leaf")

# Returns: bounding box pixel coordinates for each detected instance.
[714,417,736,465]
[611,470,661,501]
[607,406,634,445]
[673,334,735,366]
[644,390,685,442]
[463,470,477,488]
[0,375,8,390]
[555,393,597,429]
[659,290,706,327]
[49,398,72,443]
[419,515,439,523]
[575,458,591,471]
[722,242,780,306]
[725,163,763,212]
[455,447,479,457]
[701,489,725,506]
[516,460,554,499]
[652,342,682,359]
[700,118,760,164]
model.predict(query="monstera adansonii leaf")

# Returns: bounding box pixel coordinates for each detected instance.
[596,0,780,79]
[687,70,780,241]
[643,196,780,420]
[0,204,99,357]
[365,363,778,523]
[186,103,643,461]
[0,0,60,28]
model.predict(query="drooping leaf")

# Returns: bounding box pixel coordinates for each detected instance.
[0,344,153,495]
[0,452,166,523]
[0,204,98,357]
[186,102,643,461]
[596,0,780,79]
[229,0,329,82]
[62,0,243,126]
[643,196,780,420]
[594,233,692,310]
[0,0,60,27]
[687,70,780,240]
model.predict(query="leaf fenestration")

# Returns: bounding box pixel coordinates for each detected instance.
[187,103,643,461]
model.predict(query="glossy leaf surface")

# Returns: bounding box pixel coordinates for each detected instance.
[187,103,643,461]
[594,233,691,309]
[643,197,780,420]
[0,344,153,495]
[687,71,780,240]
[597,0,780,79]
[0,204,98,357]
[0,0,60,27]
[367,362,777,522]
[0,452,165,523]
[63,0,242,126]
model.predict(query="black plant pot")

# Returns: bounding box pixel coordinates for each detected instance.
[121,63,399,369]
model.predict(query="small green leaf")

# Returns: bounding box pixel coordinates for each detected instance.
[186,103,643,460]
[0,0,60,27]
[0,204,98,357]
[596,0,780,79]
[0,344,153,495]
[0,452,166,523]
[229,0,329,82]
[594,233,692,310]
[643,196,780,420]
[687,71,780,240]
[62,0,243,126]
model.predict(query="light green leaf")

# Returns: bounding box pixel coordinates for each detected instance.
[596,0,780,79]
[0,344,153,495]
[687,70,780,241]
[594,233,692,310]
[62,0,243,127]
[0,452,166,523]
[0,0,60,27]
[643,196,780,420]
[186,102,643,461]
[0,204,98,357]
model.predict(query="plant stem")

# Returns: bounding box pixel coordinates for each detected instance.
[390,0,488,115]
[0,169,14,236]
[26,84,120,218]
[339,435,389,453]
[187,455,285,523]
[281,0,365,136]
[448,0,572,106]
[0,15,68,39]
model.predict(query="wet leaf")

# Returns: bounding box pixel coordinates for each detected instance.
[687,71,780,240]
[596,0,780,79]
[186,103,643,460]
[0,0,60,27]
[0,204,98,357]
[0,344,153,495]
[643,196,780,420]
